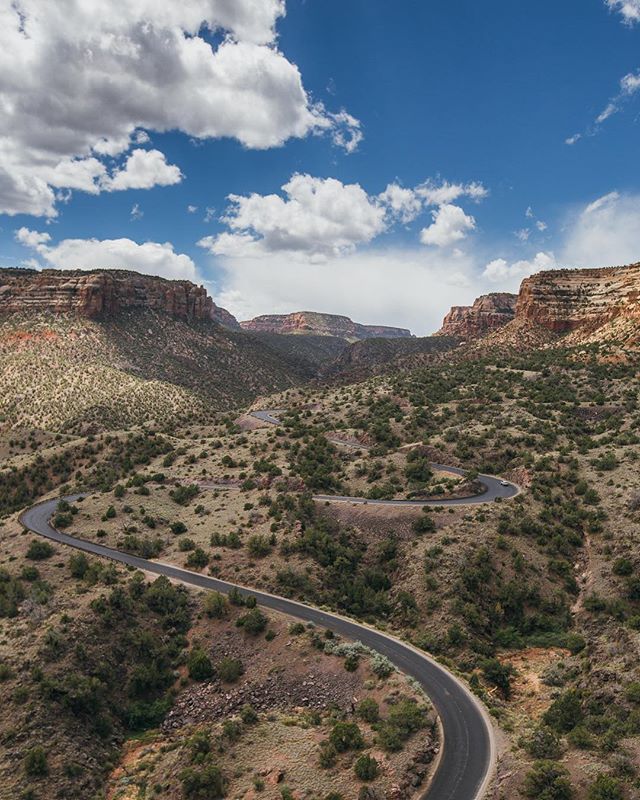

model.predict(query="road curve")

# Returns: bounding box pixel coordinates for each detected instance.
[250,410,519,506]
[19,496,495,800]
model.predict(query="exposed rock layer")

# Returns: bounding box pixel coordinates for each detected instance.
[516,265,640,334]
[436,293,518,338]
[240,311,412,342]
[0,268,240,328]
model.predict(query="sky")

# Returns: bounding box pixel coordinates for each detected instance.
[2,0,640,334]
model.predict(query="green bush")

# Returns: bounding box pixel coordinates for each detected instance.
[204,592,228,618]
[522,726,562,759]
[354,753,379,781]
[543,690,583,733]
[236,608,267,635]
[180,764,226,799]
[522,761,573,800]
[170,521,188,535]
[24,746,48,778]
[587,775,623,800]
[26,540,54,561]
[329,721,364,752]
[186,549,209,569]
[217,657,244,683]
[187,649,214,681]
[357,698,380,723]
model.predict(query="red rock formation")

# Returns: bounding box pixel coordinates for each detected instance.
[516,264,640,334]
[240,311,412,341]
[436,293,518,338]
[0,268,240,329]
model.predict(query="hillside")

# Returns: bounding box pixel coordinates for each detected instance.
[240,311,413,342]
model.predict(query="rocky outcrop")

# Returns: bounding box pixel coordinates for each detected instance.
[240,311,412,342]
[436,293,518,338]
[516,265,640,335]
[0,268,240,328]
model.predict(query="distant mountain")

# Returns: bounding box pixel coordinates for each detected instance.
[436,293,518,339]
[240,311,413,342]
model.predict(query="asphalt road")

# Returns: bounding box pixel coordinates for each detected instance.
[250,410,519,506]
[20,495,495,800]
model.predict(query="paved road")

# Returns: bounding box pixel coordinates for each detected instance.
[20,495,495,800]
[250,410,519,506]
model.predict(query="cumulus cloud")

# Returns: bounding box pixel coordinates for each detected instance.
[199,174,388,259]
[606,0,640,23]
[15,228,198,281]
[420,204,476,248]
[199,173,489,259]
[0,0,360,217]
[106,150,182,192]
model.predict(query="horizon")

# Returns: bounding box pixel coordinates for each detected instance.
[3,1,640,334]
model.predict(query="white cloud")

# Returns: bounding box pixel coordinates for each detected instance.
[420,204,476,248]
[0,0,359,217]
[515,228,530,242]
[378,183,423,224]
[565,133,582,146]
[416,179,488,206]
[536,220,548,232]
[187,205,198,213]
[199,174,387,259]
[16,229,198,281]
[106,149,182,192]
[482,252,556,285]
[606,0,640,23]
[561,191,640,267]
[130,203,143,221]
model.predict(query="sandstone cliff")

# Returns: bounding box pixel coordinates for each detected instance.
[240,311,412,342]
[516,265,640,338]
[436,293,518,338]
[0,268,240,329]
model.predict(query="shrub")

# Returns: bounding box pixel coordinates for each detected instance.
[187,649,214,681]
[612,558,633,577]
[236,608,267,635]
[587,775,623,800]
[170,484,200,506]
[180,765,226,800]
[354,753,379,781]
[413,515,436,535]
[69,553,89,578]
[319,742,337,768]
[26,540,54,561]
[217,657,244,683]
[370,653,394,678]
[186,549,209,569]
[357,698,380,723]
[204,592,227,618]
[179,538,196,552]
[481,658,516,698]
[522,761,573,800]
[329,721,364,752]
[170,521,188,535]
[522,726,562,759]
[240,704,258,724]
[24,746,48,777]
[543,690,583,733]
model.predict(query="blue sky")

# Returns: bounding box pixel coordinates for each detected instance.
[2,0,640,333]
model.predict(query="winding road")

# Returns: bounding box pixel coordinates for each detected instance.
[17,409,522,800]
[250,409,520,507]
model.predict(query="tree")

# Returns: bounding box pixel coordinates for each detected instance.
[187,648,214,681]
[354,754,379,781]
[522,761,573,800]
[356,698,380,723]
[481,658,516,699]
[236,608,267,635]
[69,553,89,579]
[217,657,244,683]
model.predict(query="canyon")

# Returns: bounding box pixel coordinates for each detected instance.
[436,293,518,338]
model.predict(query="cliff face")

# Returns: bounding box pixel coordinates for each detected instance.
[0,268,240,329]
[240,311,412,342]
[516,265,640,335]
[436,293,518,338]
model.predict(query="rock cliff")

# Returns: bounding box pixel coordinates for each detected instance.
[240,311,412,342]
[0,268,240,329]
[436,293,518,338]
[516,265,640,336]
